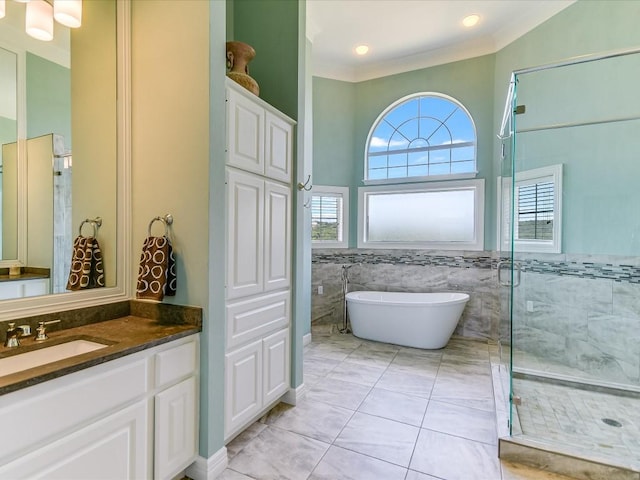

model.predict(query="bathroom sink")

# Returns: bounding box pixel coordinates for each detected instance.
[0,339,108,377]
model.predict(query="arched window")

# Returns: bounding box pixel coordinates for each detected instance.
[366,93,476,181]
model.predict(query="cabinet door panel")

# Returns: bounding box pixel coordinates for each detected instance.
[0,401,149,479]
[227,169,264,299]
[227,88,264,174]
[155,377,197,480]
[264,181,291,292]
[264,111,293,182]
[225,340,263,438]
[263,328,290,406]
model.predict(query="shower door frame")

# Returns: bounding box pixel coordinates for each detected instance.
[503,44,640,444]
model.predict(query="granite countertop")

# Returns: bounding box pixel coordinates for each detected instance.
[0,315,201,396]
[0,272,50,283]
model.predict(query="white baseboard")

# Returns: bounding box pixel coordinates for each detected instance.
[185,447,227,480]
[282,382,307,406]
[303,332,312,346]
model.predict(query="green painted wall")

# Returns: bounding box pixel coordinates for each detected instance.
[312,77,356,186]
[313,1,640,253]
[0,116,16,152]
[232,0,299,119]
[26,53,71,149]
[313,55,495,248]
[494,0,640,255]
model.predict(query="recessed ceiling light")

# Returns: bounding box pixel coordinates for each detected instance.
[355,45,369,56]
[463,14,480,27]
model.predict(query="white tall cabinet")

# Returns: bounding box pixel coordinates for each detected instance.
[224,79,294,441]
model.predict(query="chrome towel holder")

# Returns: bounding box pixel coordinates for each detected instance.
[148,214,173,237]
[79,217,102,237]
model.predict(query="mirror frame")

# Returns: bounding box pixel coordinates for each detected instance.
[0,1,131,321]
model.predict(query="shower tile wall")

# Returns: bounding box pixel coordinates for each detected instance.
[311,249,500,340]
[512,254,640,388]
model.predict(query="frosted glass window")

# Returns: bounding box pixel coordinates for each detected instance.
[366,93,477,182]
[358,179,484,250]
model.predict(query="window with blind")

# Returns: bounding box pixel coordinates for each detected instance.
[498,164,563,253]
[311,186,349,248]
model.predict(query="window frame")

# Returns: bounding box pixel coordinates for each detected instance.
[358,179,485,250]
[311,185,349,249]
[364,92,478,185]
[497,164,563,253]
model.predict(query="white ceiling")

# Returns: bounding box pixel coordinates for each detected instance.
[307,0,575,82]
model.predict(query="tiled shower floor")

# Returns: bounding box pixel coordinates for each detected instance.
[217,330,578,480]
[512,376,640,471]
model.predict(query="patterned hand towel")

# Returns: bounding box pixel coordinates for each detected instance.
[66,236,105,290]
[136,236,176,301]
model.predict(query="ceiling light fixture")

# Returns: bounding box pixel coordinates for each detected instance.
[355,45,369,56]
[54,0,83,29]
[0,0,83,42]
[26,0,55,41]
[463,14,480,28]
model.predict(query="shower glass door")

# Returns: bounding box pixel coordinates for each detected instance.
[506,49,640,470]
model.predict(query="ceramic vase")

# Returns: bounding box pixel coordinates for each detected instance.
[226,41,259,96]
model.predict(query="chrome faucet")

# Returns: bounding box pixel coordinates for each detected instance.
[4,322,21,348]
[34,319,61,342]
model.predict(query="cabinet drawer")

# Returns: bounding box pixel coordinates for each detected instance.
[155,338,198,389]
[226,291,289,349]
[0,359,147,464]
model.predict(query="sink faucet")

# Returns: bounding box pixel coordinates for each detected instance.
[4,322,21,348]
[34,320,61,342]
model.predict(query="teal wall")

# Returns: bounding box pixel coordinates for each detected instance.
[314,55,495,248]
[0,116,16,152]
[313,0,640,252]
[312,77,356,185]
[232,0,299,119]
[494,1,640,255]
[26,53,72,149]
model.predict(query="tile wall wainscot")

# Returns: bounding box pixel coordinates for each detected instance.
[510,253,640,388]
[311,249,500,341]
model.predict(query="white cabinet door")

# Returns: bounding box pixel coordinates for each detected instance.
[155,377,198,480]
[264,111,293,183]
[225,340,263,438]
[264,181,291,292]
[227,87,264,175]
[0,400,149,480]
[263,328,290,406]
[227,169,265,299]
[0,278,50,300]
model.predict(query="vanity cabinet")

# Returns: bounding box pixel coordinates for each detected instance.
[0,334,199,480]
[224,79,294,441]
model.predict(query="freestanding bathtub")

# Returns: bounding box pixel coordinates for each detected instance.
[345,291,470,349]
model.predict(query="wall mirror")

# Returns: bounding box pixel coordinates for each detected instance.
[0,0,130,319]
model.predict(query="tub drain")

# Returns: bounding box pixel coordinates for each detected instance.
[601,418,622,428]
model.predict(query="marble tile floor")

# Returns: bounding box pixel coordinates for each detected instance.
[512,377,640,470]
[216,331,580,480]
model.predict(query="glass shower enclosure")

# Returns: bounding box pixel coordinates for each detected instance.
[499,48,640,474]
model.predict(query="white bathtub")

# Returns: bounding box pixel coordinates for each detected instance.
[345,291,470,349]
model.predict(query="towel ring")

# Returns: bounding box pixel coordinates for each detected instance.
[148,214,173,237]
[79,217,102,237]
